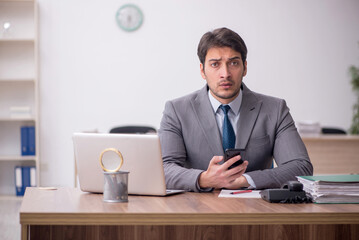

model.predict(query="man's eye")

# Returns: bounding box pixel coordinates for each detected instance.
[230,61,239,66]
[211,62,219,67]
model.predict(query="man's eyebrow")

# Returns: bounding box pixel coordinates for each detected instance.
[229,56,241,61]
[208,56,241,62]
[208,58,221,62]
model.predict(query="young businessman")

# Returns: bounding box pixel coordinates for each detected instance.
[158,27,313,192]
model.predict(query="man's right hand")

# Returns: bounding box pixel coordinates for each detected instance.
[198,155,248,189]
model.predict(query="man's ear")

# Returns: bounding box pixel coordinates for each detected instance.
[200,63,206,79]
[243,61,247,77]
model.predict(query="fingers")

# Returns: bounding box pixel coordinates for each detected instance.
[225,175,250,189]
[223,155,242,169]
[199,156,225,189]
[223,161,249,188]
[209,156,223,166]
[232,160,248,172]
[226,160,248,179]
[202,156,249,189]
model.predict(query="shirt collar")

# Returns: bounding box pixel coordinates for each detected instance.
[208,87,242,116]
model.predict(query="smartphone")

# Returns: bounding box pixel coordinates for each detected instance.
[224,149,244,169]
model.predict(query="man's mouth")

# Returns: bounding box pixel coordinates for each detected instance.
[219,82,233,89]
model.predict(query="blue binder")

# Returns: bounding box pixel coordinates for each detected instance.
[30,166,36,187]
[20,126,36,156]
[28,126,35,156]
[14,166,36,196]
[15,166,24,196]
[21,127,29,156]
[22,166,31,194]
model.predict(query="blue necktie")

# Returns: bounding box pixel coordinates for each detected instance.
[220,105,236,151]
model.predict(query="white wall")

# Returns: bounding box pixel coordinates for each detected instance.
[37,0,359,187]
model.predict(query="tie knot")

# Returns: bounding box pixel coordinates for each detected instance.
[220,105,231,115]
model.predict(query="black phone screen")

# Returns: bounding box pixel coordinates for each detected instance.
[224,149,244,169]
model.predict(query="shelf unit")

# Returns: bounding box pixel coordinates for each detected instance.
[0,0,39,195]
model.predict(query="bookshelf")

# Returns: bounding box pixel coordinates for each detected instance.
[0,0,39,195]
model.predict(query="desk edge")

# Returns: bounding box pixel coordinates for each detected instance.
[20,212,359,226]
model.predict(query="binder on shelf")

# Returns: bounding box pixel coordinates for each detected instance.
[21,126,29,156]
[22,166,31,191]
[20,126,36,156]
[28,126,35,156]
[15,166,24,196]
[14,166,36,196]
[30,166,36,187]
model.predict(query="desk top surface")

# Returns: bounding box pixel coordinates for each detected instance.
[301,134,359,141]
[20,187,359,226]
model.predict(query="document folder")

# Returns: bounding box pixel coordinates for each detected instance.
[297,175,359,204]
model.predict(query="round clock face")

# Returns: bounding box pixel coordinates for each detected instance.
[116,4,143,32]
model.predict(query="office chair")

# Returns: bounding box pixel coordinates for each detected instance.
[109,125,157,134]
[321,127,346,135]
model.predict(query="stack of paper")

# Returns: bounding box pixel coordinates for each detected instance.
[218,189,261,198]
[296,121,321,135]
[297,175,359,204]
[10,106,31,119]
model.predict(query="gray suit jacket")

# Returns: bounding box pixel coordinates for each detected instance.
[159,83,313,192]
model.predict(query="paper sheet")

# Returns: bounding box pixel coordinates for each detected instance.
[218,189,262,198]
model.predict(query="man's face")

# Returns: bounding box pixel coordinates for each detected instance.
[200,47,247,104]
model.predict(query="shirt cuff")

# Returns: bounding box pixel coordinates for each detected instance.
[243,173,256,189]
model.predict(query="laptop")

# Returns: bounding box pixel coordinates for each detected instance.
[73,132,185,196]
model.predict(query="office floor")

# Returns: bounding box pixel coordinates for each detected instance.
[0,196,22,240]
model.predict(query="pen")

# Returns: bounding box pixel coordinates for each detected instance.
[230,190,252,195]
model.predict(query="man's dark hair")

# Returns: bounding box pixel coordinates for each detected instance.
[197,27,247,67]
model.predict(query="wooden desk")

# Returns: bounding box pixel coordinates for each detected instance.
[302,135,359,175]
[20,187,359,240]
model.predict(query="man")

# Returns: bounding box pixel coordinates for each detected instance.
[158,27,313,192]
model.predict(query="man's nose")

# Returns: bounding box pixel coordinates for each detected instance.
[220,65,231,79]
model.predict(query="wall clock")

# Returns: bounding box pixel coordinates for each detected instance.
[116,4,143,32]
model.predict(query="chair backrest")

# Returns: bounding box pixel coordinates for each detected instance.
[109,125,157,134]
[321,127,346,134]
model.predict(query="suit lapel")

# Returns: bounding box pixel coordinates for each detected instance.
[192,86,223,156]
[236,83,262,150]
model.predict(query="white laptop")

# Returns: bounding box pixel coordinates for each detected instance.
[73,132,185,196]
